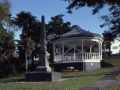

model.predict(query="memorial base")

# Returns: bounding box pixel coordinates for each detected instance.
[25,71,61,81]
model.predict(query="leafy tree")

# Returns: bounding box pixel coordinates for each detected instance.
[13,11,37,73]
[0,0,11,29]
[100,4,120,37]
[102,30,116,57]
[0,0,17,78]
[0,29,15,60]
[62,0,120,37]
[47,14,71,64]
[47,14,71,40]
[0,0,15,60]
[62,0,120,14]
[13,13,72,70]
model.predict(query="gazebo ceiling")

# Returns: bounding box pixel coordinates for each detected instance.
[51,25,102,41]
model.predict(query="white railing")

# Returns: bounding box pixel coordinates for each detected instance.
[54,55,62,62]
[54,53,100,62]
[64,53,82,60]
[84,53,100,60]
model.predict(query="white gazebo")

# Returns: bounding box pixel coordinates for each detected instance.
[51,26,103,71]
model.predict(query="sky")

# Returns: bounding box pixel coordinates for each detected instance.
[9,0,109,40]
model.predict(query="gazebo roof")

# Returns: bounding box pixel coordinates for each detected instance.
[52,26,102,41]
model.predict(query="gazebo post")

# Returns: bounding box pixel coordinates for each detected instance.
[100,42,102,60]
[53,43,55,60]
[82,40,84,70]
[74,46,76,60]
[59,46,61,54]
[62,41,64,61]
[90,46,92,53]
[99,42,100,60]
[90,45,92,60]
[82,41,84,60]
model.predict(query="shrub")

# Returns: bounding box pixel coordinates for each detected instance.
[0,59,17,78]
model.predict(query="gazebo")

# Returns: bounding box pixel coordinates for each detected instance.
[51,26,103,71]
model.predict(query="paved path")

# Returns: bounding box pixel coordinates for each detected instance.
[79,68,120,90]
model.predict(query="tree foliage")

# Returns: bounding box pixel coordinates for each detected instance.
[62,0,120,14]
[47,14,72,64]
[0,0,11,29]
[102,30,116,56]
[13,11,37,72]
[47,14,71,40]
[100,4,120,37]
[13,12,73,69]
[0,0,15,60]
[0,0,16,78]
[0,29,15,60]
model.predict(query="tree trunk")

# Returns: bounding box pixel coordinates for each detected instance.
[109,41,111,57]
[109,41,111,63]
[25,51,28,73]
[31,51,34,71]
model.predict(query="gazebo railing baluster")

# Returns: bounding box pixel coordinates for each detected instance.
[54,52,100,62]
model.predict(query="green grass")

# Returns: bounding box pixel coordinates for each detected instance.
[0,76,104,90]
[0,56,120,90]
[116,75,120,80]
[100,84,120,90]
[100,56,120,90]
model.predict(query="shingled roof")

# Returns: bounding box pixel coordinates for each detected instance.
[51,26,102,41]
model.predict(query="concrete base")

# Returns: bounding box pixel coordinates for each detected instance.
[84,62,101,71]
[25,71,61,81]
[36,66,51,72]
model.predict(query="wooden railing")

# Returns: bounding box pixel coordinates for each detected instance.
[54,53,100,62]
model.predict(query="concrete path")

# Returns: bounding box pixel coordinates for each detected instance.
[79,68,120,90]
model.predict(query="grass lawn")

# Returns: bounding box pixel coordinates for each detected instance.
[100,56,120,90]
[100,83,120,90]
[101,74,120,90]
[0,56,120,90]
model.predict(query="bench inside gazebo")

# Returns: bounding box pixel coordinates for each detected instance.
[52,26,103,71]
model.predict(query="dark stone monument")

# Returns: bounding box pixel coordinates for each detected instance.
[25,15,61,81]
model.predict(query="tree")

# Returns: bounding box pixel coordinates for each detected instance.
[13,13,72,70]
[62,0,120,36]
[0,0,17,78]
[0,28,16,78]
[13,11,37,73]
[0,29,15,60]
[100,4,120,37]
[62,0,120,14]
[0,0,11,29]
[102,30,116,58]
[47,14,71,40]
[0,0,15,60]
[47,14,72,64]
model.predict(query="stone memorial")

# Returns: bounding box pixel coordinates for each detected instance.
[25,15,61,81]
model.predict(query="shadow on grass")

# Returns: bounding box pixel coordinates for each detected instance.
[63,68,120,79]
[101,60,114,68]
[1,70,120,83]
[0,78,25,83]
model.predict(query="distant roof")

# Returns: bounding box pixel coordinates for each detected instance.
[51,26,102,41]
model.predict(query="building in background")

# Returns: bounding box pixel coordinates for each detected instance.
[103,39,120,55]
